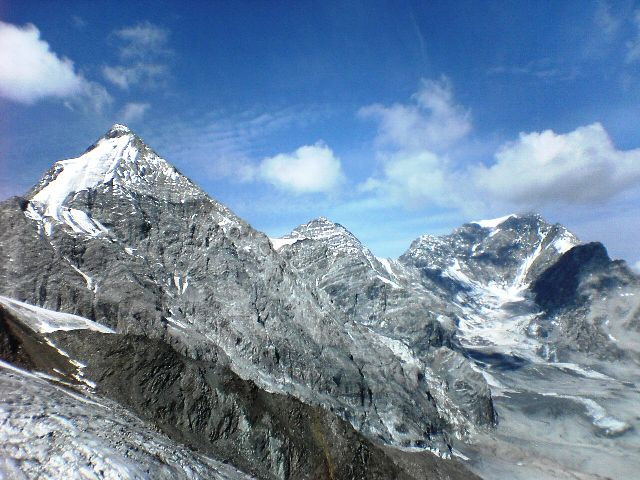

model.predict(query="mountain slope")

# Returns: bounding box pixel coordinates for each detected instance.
[272,217,495,428]
[276,213,640,479]
[3,296,478,480]
[0,125,493,458]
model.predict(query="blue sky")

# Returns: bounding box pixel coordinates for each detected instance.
[1,1,640,266]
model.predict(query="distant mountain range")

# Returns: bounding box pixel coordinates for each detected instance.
[1,125,638,479]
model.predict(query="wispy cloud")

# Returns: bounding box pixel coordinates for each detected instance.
[487,58,578,82]
[626,8,640,63]
[71,15,87,29]
[102,63,168,90]
[594,1,620,38]
[120,102,150,123]
[103,21,171,90]
[149,106,328,183]
[113,21,171,59]
[0,21,111,110]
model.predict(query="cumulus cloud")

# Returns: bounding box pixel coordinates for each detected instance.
[359,76,471,152]
[0,21,109,109]
[359,77,470,207]
[475,123,640,206]
[258,143,345,193]
[359,79,640,213]
[360,150,455,208]
[120,102,150,122]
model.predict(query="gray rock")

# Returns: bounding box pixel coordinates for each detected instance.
[0,125,488,452]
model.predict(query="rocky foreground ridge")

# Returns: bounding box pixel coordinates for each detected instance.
[1,125,639,479]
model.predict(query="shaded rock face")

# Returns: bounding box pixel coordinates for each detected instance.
[0,300,480,480]
[533,242,626,311]
[0,125,492,452]
[51,330,415,480]
[0,305,76,375]
[530,243,640,360]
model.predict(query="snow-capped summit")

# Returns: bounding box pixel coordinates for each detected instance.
[105,123,132,137]
[25,125,206,238]
[402,213,580,289]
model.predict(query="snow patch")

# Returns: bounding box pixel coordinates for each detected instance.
[31,134,131,221]
[472,214,517,229]
[270,237,300,250]
[0,296,114,334]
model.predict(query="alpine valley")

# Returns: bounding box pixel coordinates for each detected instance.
[1,125,638,480]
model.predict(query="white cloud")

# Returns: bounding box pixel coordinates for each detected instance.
[359,79,640,214]
[0,21,107,106]
[103,21,171,90]
[102,63,168,89]
[359,76,471,152]
[359,77,470,208]
[632,260,640,273]
[360,151,454,208]
[113,21,170,59]
[258,143,344,193]
[626,9,640,63]
[120,102,150,122]
[474,123,640,206]
[149,106,326,184]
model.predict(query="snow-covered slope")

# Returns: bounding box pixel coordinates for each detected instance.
[0,361,251,480]
[0,296,114,334]
[24,124,215,240]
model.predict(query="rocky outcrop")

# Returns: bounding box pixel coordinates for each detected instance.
[51,329,479,480]
[0,298,480,480]
[532,242,629,311]
[530,243,640,360]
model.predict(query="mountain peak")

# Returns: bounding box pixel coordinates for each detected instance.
[25,126,206,236]
[105,123,133,138]
[293,216,354,240]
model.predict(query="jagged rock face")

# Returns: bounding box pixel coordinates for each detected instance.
[0,305,251,480]
[0,125,490,452]
[400,214,579,291]
[273,217,456,353]
[0,298,479,480]
[51,331,413,480]
[272,218,496,429]
[0,366,254,480]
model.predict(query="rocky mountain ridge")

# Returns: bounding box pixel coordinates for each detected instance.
[1,124,639,480]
